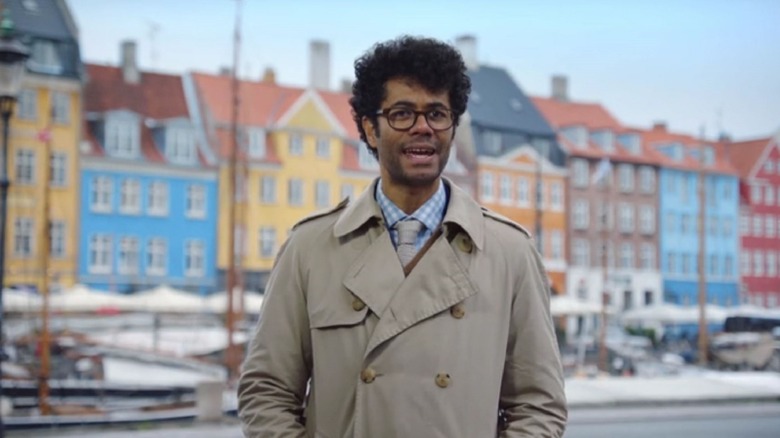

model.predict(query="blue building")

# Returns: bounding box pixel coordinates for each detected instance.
[79,42,218,294]
[647,126,740,308]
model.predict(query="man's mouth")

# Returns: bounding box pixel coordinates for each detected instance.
[403,147,435,157]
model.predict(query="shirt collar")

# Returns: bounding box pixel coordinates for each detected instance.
[375,178,446,232]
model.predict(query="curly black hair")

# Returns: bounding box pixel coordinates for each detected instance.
[349,36,471,158]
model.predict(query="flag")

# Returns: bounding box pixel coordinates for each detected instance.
[591,158,612,185]
[37,128,51,143]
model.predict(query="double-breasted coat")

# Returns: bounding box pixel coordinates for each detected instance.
[238,178,567,437]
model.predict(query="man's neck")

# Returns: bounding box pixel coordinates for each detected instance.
[380,178,441,215]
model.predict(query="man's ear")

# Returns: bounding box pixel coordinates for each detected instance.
[362,116,378,148]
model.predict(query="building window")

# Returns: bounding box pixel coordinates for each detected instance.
[166,127,195,165]
[88,234,112,274]
[639,205,655,234]
[52,91,70,124]
[186,184,207,218]
[50,220,65,258]
[741,252,751,276]
[681,214,692,234]
[550,231,563,260]
[18,89,37,120]
[572,200,589,229]
[722,218,733,237]
[550,182,563,210]
[754,251,764,276]
[666,213,677,233]
[709,254,719,277]
[261,175,276,203]
[340,184,353,201]
[28,39,62,74]
[13,218,34,257]
[619,243,634,269]
[767,215,776,238]
[751,184,762,204]
[640,243,655,270]
[724,255,734,278]
[572,159,588,187]
[90,176,113,213]
[480,172,494,201]
[148,181,169,216]
[767,186,776,207]
[288,178,304,206]
[119,179,141,214]
[247,128,266,159]
[316,137,330,158]
[667,252,677,274]
[682,254,693,275]
[618,164,634,193]
[259,227,276,258]
[740,213,750,236]
[535,180,545,210]
[753,215,763,237]
[499,175,512,204]
[105,119,140,158]
[639,166,655,194]
[573,239,589,267]
[680,175,690,203]
[516,177,529,206]
[619,203,635,233]
[15,149,35,184]
[596,201,613,230]
[118,236,140,275]
[49,152,67,186]
[289,133,303,156]
[185,240,205,277]
[765,160,775,174]
[315,180,330,208]
[146,238,167,276]
[482,130,502,154]
[709,217,720,236]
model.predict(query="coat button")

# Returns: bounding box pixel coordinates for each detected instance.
[456,235,473,253]
[450,303,465,319]
[435,373,451,388]
[352,297,366,311]
[361,368,376,383]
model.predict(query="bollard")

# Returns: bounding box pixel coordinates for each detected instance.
[196,380,225,422]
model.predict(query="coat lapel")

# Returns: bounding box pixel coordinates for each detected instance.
[364,233,479,358]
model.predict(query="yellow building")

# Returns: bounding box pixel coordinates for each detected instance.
[5,1,82,292]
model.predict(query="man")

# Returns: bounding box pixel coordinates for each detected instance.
[238,36,567,437]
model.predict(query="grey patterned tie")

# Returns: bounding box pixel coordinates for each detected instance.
[395,219,422,267]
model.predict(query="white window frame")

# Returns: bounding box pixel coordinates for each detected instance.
[754,251,764,276]
[90,176,113,213]
[247,128,266,159]
[550,182,563,211]
[499,175,512,205]
[550,231,563,260]
[105,118,140,158]
[620,243,634,269]
[619,203,635,233]
[639,205,655,234]
[88,234,112,274]
[316,137,330,158]
[516,177,529,207]
[261,175,277,204]
[146,238,167,276]
[767,214,776,238]
[573,200,589,230]
[15,149,36,184]
[50,220,66,259]
[572,159,589,187]
[315,180,330,208]
[52,90,70,124]
[766,186,776,206]
[259,227,277,258]
[13,217,34,257]
[480,172,494,202]
[18,88,37,120]
[724,255,734,278]
[753,215,763,237]
[186,184,207,219]
[166,127,195,165]
[49,152,67,187]
[639,166,655,194]
[751,184,762,204]
[741,213,750,236]
[119,178,141,215]
[618,164,634,193]
[288,178,304,206]
[118,236,140,275]
[767,252,777,277]
[573,238,590,267]
[741,252,751,276]
[148,181,169,216]
[640,243,655,270]
[289,133,304,156]
[185,240,205,277]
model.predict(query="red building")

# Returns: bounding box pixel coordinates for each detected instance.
[726,134,780,308]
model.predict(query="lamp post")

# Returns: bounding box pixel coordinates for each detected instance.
[0,10,29,437]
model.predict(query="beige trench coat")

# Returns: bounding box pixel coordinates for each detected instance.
[238,178,567,437]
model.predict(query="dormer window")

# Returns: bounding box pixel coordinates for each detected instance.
[590,129,615,152]
[105,115,140,159]
[27,39,63,75]
[247,127,266,159]
[482,130,502,154]
[702,146,715,166]
[561,125,588,149]
[618,133,641,155]
[166,127,195,165]
[671,143,684,161]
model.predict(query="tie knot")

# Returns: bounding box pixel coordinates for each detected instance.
[395,219,422,246]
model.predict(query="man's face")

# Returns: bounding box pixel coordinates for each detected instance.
[362,78,454,189]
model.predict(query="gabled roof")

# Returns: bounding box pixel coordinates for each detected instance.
[319,90,360,141]
[631,125,737,175]
[190,72,303,127]
[467,66,556,137]
[722,136,773,178]
[531,96,622,131]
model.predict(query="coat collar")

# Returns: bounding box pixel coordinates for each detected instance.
[333,177,484,250]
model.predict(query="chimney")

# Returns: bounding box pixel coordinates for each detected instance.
[219,66,232,77]
[652,121,667,132]
[120,40,140,84]
[261,67,276,84]
[309,40,330,90]
[455,35,478,71]
[551,75,568,101]
[340,78,353,94]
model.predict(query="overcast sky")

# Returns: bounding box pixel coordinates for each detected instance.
[67,0,780,140]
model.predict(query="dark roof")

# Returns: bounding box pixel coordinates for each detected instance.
[466,66,556,138]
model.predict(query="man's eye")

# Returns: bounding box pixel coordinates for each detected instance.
[389,109,413,120]
[428,110,447,120]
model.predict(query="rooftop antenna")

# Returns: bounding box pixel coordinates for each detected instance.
[147,20,160,68]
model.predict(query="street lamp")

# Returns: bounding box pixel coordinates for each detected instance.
[0,10,29,436]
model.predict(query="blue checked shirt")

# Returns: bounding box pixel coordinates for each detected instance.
[375,179,448,251]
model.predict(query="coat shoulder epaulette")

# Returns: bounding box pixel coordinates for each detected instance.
[292,197,350,231]
[480,207,532,238]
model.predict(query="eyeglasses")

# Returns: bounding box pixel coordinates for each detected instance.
[375,107,454,132]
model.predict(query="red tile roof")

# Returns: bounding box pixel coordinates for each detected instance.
[531,96,623,131]
[631,125,737,174]
[722,137,772,178]
[319,90,360,141]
